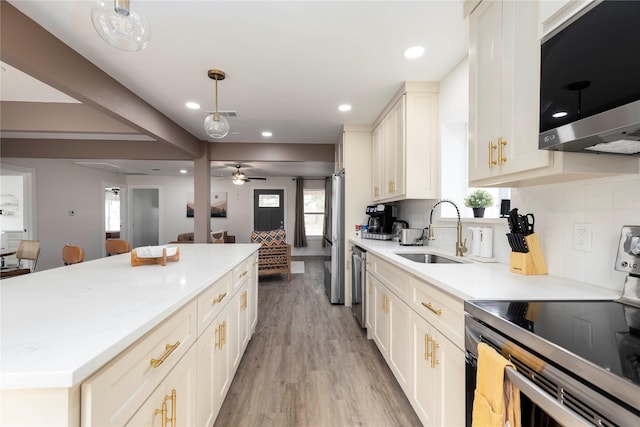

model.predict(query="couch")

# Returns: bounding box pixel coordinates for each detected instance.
[172,231,235,244]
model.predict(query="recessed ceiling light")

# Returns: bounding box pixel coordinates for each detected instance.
[179,169,188,174]
[338,104,352,112]
[552,111,568,118]
[404,45,425,59]
[185,101,200,110]
[262,131,273,137]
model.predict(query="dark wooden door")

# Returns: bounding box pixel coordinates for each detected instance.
[253,189,284,231]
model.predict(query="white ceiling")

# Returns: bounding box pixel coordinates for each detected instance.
[3,0,468,177]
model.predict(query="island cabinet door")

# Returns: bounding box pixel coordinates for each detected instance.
[125,346,197,427]
[196,302,233,427]
[249,252,259,333]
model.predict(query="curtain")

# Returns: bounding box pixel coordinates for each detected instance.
[294,177,307,248]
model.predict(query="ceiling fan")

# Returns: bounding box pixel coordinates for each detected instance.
[230,164,266,185]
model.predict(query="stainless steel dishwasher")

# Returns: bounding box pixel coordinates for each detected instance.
[351,245,366,328]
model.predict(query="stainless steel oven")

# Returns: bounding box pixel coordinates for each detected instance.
[465,301,640,427]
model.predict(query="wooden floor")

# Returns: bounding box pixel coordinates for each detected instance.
[214,256,422,427]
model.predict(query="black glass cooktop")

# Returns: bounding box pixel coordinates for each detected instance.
[469,300,640,388]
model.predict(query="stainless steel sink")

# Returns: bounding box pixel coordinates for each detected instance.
[395,252,464,264]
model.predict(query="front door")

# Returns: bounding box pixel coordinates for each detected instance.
[253,189,284,231]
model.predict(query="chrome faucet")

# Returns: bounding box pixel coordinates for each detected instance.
[428,199,467,257]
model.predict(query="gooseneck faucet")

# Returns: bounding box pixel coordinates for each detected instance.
[428,199,468,257]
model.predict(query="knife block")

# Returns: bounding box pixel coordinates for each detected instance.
[510,233,547,275]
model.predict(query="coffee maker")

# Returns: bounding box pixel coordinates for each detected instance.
[365,204,393,234]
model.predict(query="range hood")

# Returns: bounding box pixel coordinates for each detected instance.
[539,99,640,156]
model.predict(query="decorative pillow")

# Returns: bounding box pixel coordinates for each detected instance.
[211,230,227,243]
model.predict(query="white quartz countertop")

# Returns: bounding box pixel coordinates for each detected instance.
[0,244,259,390]
[350,238,621,302]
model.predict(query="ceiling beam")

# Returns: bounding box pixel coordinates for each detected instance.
[210,143,334,162]
[1,102,140,134]
[0,1,202,158]
[0,139,194,160]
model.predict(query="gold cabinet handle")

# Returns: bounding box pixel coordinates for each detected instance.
[241,291,248,310]
[421,302,442,316]
[167,389,176,426]
[213,292,228,304]
[488,141,497,168]
[498,137,508,165]
[154,401,167,427]
[150,341,180,368]
[222,320,226,346]
[215,324,222,350]
[424,333,430,361]
[239,270,248,278]
[429,337,440,369]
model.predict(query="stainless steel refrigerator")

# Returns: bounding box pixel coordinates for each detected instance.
[323,170,344,304]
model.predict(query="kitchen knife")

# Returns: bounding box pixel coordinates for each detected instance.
[508,208,519,233]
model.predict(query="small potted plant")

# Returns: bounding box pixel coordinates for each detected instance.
[464,189,494,218]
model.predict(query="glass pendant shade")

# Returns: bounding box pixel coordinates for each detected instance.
[204,113,230,139]
[91,0,150,52]
[204,69,230,139]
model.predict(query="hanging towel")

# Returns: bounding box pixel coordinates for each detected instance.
[472,342,521,427]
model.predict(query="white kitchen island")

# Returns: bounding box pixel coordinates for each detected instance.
[1,243,260,427]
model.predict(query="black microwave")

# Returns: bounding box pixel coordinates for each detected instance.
[539,0,640,155]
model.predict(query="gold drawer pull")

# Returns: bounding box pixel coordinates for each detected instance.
[213,292,228,304]
[150,341,180,368]
[422,302,442,316]
[239,270,248,278]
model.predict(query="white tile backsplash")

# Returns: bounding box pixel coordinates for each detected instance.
[513,174,640,292]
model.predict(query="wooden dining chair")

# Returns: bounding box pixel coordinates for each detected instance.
[0,240,40,278]
[105,239,131,256]
[62,244,85,265]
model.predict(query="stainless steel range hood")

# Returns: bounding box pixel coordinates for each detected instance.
[539,99,640,156]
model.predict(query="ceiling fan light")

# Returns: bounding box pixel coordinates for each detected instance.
[91,0,150,52]
[204,113,230,138]
[232,176,244,185]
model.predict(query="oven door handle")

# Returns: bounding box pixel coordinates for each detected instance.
[505,367,591,427]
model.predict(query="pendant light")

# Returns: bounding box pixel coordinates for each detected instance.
[204,69,230,139]
[91,0,150,52]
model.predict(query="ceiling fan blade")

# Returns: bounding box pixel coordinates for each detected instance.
[247,177,267,180]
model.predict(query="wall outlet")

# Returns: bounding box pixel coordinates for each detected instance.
[573,223,591,252]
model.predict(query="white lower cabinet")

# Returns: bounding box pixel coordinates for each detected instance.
[197,301,233,426]
[367,255,465,426]
[126,346,197,426]
[369,271,413,394]
[411,311,465,427]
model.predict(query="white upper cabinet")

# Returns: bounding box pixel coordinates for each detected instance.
[468,0,553,186]
[467,0,638,187]
[372,82,439,202]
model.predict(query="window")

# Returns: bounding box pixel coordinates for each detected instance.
[105,187,121,231]
[303,189,325,236]
[258,194,280,208]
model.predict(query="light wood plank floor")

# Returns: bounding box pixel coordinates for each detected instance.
[214,256,422,427]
